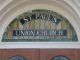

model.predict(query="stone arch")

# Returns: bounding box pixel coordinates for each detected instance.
[0,0,80,48]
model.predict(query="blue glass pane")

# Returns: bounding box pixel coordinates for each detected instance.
[9,56,26,60]
[51,56,69,60]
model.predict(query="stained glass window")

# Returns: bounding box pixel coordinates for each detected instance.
[2,9,78,42]
[9,56,26,60]
[50,55,70,60]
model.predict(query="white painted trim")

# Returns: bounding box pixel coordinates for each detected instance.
[0,0,13,11]
[0,42,79,49]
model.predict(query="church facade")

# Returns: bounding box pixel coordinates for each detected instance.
[0,0,80,60]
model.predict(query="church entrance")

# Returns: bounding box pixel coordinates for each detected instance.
[0,49,79,60]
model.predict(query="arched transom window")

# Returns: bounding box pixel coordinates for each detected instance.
[2,9,78,42]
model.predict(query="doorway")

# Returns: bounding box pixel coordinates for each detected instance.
[0,49,79,60]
